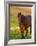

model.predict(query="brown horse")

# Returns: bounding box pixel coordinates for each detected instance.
[18,12,31,38]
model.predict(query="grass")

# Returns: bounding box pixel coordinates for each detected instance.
[9,15,31,39]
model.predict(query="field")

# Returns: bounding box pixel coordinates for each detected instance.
[9,15,31,39]
[9,6,32,39]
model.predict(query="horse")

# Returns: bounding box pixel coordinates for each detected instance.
[18,13,31,38]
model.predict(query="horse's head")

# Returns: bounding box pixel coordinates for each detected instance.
[18,12,21,17]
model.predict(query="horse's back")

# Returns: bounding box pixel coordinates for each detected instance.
[21,15,31,27]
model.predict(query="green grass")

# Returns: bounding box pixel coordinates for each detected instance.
[9,15,31,39]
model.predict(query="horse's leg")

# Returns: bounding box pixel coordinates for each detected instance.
[25,28,28,36]
[21,32,24,39]
[30,26,31,35]
[20,24,25,39]
[21,26,25,39]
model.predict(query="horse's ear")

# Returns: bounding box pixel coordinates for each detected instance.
[18,12,21,17]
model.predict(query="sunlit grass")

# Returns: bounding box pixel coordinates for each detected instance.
[9,15,31,39]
